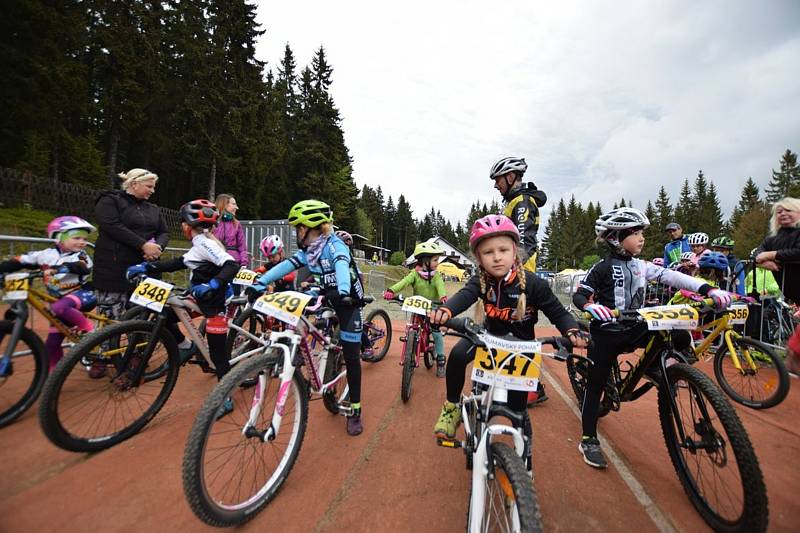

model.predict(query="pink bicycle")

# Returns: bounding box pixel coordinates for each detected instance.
[389,295,438,402]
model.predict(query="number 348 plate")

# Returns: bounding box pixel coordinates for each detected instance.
[129,277,174,312]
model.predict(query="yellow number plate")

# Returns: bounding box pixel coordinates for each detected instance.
[728,304,749,325]
[401,295,432,316]
[253,290,313,327]
[471,338,543,392]
[129,277,174,312]
[232,268,258,286]
[3,273,30,301]
[637,305,698,330]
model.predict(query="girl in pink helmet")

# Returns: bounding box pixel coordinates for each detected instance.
[0,216,96,370]
[428,214,586,461]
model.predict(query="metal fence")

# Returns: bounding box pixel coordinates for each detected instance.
[0,167,182,235]
[240,219,296,268]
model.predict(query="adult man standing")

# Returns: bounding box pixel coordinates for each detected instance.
[663,222,690,267]
[490,156,548,405]
[490,157,547,272]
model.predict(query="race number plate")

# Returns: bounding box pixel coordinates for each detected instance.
[727,303,749,325]
[253,290,313,327]
[3,273,29,301]
[129,277,174,312]
[637,305,698,330]
[401,295,432,316]
[470,334,543,392]
[232,268,258,286]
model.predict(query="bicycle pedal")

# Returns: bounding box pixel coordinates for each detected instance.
[436,437,462,448]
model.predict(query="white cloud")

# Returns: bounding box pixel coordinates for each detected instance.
[254,0,800,232]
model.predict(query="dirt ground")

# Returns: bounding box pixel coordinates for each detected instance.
[1,319,798,532]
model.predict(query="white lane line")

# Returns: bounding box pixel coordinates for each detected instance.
[542,367,678,533]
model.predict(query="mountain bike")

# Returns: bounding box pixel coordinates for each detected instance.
[437,317,573,533]
[0,271,114,428]
[677,291,789,409]
[567,303,768,532]
[38,275,270,452]
[182,291,371,527]
[388,294,438,402]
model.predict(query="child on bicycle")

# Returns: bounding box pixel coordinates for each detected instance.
[384,240,449,376]
[256,235,296,291]
[127,199,240,415]
[0,216,96,370]
[573,208,733,469]
[429,215,585,439]
[251,200,367,436]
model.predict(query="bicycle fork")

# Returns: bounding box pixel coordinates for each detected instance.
[468,425,527,533]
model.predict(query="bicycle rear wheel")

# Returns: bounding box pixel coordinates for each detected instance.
[0,322,48,428]
[362,308,392,362]
[183,351,308,527]
[714,336,789,409]
[400,330,417,403]
[658,362,768,532]
[38,320,180,452]
[469,442,542,533]
[322,346,349,414]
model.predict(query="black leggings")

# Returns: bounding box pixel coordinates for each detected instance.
[445,337,527,411]
[335,304,363,405]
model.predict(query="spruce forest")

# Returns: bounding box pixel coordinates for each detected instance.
[1,2,798,267]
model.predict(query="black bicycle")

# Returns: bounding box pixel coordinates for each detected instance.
[567,305,768,532]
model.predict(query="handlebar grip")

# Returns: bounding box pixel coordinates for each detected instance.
[442,317,473,334]
[362,295,374,304]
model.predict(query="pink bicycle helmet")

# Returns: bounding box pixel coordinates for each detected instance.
[651,257,664,266]
[469,214,520,251]
[47,216,95,240]
[335,230,353,246]
[260,235,284,257]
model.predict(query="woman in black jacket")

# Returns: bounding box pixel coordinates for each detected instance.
[755,197,800,304]
[93,168,169,321]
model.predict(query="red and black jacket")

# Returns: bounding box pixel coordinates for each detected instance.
[443,269,578,340]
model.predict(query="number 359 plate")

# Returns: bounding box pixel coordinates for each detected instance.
[129,277,174,312]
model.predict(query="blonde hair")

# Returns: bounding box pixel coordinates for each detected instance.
[769,197,800,236]
[214,193,239,225]
[118,168,158,191]
[474,253,527,323]
[319,222,334,235]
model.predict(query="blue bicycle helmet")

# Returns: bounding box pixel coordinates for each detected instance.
[697,251,728,271]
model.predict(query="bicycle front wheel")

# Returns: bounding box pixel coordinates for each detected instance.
[469,442,542,533]
[363,308,392,362]
[658,363,768,532]
[183,351,308,527]
[38,320,180,452]
[714,336,789,409]
[0,322,48,428]
[400,330,417,403]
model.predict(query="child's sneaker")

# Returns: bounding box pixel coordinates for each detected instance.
[526,383,548,406]
[433,401,461,439]
[347,407,363,436]
[578,436,608,468]
[215,397,234,420]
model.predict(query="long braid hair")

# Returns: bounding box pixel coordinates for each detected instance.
[473,248,527,322]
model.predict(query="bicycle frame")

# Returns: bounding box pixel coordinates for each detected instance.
[690,312,757,372]
[400,313,431,366]
[243,313,350,443]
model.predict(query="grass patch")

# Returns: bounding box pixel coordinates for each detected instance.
[0,207,59,237]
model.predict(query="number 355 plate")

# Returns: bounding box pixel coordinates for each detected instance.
[129,277,174,312]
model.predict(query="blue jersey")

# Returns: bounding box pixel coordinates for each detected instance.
[663,237,690,267]
[256,234,364,298]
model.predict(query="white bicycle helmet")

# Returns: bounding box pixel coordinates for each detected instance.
[681,251,696,261]
[594,207,650,240]
[687,232,709,246]
[489,157,528,179]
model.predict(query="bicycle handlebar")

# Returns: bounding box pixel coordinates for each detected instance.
[440,317,573,358]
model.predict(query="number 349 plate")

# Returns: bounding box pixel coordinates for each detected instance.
[129,277,174,312]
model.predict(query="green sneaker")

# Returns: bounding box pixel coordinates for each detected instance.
[433,401,461,439]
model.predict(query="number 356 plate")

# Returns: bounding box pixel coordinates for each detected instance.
[129,277,174,312]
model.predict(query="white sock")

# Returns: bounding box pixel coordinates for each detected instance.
[178,339,192,349]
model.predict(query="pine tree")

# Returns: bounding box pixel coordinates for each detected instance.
[766,149,800,202]
[643,201,660,260]
[729,178,761,232]
[732,202,770,259]
[703,181,725,239]
[674,179,694,230]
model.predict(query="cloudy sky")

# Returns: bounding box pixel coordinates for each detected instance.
[254,1,800,228]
